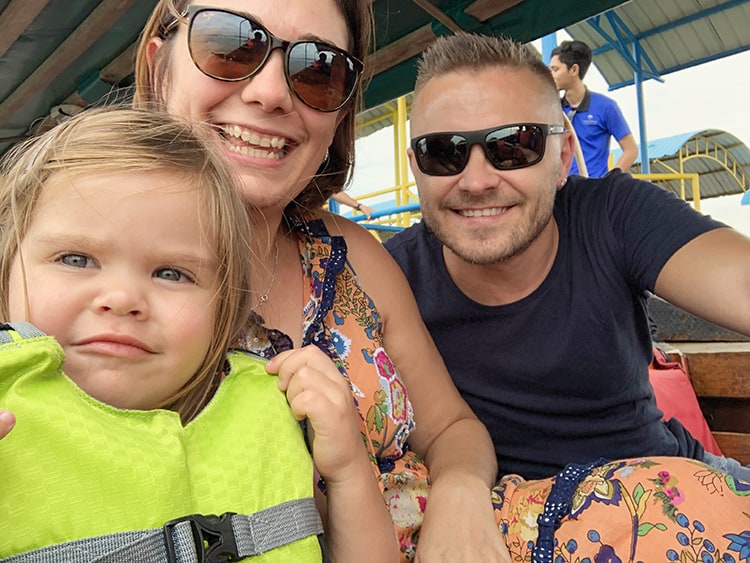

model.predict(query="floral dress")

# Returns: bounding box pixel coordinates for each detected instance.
[237,217,428,559]
[238,217,750,562]
[494,457,750,563]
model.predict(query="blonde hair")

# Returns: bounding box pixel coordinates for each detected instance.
[132,0,373,215]
[415,32,559,105]
[0,107,253,422]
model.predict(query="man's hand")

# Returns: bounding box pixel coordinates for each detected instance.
[415,474,512,562]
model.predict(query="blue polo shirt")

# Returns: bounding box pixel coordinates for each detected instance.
[563,89,631,178]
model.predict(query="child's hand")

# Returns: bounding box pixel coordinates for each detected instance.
[0,410,15,440]
[266,346,367,485]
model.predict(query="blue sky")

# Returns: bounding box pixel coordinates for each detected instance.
[348,42,750,237]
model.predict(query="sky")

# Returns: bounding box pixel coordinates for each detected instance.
[347,37,750,237]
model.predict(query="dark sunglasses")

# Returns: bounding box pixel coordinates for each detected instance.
[161,6,364,112]
[411,123,566,176]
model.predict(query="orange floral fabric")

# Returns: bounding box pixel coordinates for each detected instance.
[494,457,750,562]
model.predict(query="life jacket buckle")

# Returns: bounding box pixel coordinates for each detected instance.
[164,512,240,563]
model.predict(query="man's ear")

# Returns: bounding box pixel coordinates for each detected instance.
[558,131,576,185]
[407,147,419,179]
[407,147,429,195]
[571,63,581,78]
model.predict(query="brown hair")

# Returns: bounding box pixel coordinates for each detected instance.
[132,0,373,215]
[0,107,253,422]
[415,32,558,103]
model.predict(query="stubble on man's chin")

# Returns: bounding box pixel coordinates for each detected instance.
[423,203,554,266]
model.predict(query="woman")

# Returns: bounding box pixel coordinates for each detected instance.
[134,1,502,561]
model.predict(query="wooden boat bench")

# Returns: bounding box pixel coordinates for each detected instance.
[649,296,750,466]
[660,342,750,466]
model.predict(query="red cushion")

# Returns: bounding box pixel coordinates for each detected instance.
[649,348,722,456]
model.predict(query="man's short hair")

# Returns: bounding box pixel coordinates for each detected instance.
[414,32,558,99]
[550,40,593,79]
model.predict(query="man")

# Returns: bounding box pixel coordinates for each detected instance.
[549,39,637,177]
[385,32,750,481]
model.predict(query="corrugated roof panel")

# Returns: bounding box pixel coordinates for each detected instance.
[610,129,750,200]
[566,0,750,90]
[646,132,700,160]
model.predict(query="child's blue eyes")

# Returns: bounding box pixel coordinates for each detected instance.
[155,268,194,283]
[56,254,195,283]
[59,253,93,268]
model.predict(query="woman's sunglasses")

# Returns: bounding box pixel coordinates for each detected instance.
[161,6,364,112]
[411,123,566,176]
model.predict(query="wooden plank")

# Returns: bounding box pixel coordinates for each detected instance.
[367,24,435,77]
[465,0,524,21]
[685,350,750,399]
[712,431,750,466]
[99,42,137,84]
[368,0,523,79]
[699,398,750,434]
[0,0,50,57]
[412,0,463,32]
[0,0,135,127]
[60,43,137,109]
[663,341,750,464]
[664,342,750,398]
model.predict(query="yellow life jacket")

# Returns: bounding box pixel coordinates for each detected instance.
[0,323,322,562]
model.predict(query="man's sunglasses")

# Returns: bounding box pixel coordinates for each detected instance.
[411,123,566,176]
[161,6,364,112]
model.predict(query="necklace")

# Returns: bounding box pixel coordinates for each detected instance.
[251,240,279,311]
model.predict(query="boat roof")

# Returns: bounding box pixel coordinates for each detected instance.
[0,0,626,156]
[2,0,748,157]
[563,0,750,91]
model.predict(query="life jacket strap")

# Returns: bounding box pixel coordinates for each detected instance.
[3,498,323,563]
[0,322,45,343]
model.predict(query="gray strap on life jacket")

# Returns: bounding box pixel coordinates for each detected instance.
[0,322,45,343]
[4,497,324,563]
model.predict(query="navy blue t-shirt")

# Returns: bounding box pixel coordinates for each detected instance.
[385,171,725,479]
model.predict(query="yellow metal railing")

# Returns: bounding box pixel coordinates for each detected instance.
[681,136,749,194]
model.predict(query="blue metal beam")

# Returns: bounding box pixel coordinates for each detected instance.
[583,10,661,173]
[586,12,663,84]
[593,0,750,57]
[633,42,650,173]
[542,32,557,64]
[607,44,750,89]
[362,224,405,232]
[327,198,341,214]
[337,202,422,224]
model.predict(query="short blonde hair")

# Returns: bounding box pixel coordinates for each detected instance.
[415,32,559,104]
[0,107,253,422]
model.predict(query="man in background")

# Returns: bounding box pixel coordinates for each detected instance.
[550,39,637,177]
